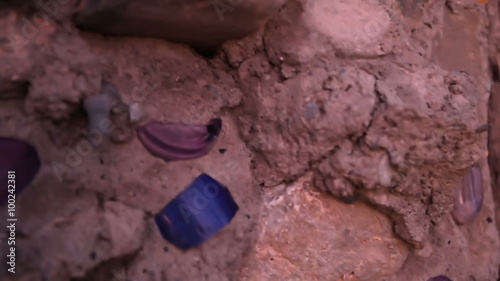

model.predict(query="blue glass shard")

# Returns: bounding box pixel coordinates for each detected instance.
[0,137,41,206]
[155,174,239,249]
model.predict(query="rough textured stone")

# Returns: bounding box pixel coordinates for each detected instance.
[239,175,408,281]
[386,1,500,280]
[0,0,499,280]
[304,0,391,58]
[18,202,146,280]
[238,0,485,250]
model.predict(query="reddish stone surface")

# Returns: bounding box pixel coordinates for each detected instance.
[0,0,498,280]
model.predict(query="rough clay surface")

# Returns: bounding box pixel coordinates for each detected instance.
[239,175,409,281]
[0,0,499,280]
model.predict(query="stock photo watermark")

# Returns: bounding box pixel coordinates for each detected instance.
[8,0,72,53]
[213,0,245,21]
[5,171,18,274]
[51,63,168,182]
[111,268,135,281]
[178,160,242,224]
[178,180,221,223]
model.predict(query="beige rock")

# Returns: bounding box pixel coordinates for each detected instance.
[264,0,394,65]
[240,176,409,281]
[304,0,391,57]
[19,202,146,280]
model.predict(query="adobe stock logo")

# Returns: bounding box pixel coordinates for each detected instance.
[8,0,73,53]
[154,174,239,250]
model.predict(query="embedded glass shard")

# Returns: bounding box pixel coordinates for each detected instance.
[137,118,222,162]
[155,174,238,249]
[452,164,483,225]
[0,137,41,206]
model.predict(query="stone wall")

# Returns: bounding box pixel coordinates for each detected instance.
[0,0,498,280]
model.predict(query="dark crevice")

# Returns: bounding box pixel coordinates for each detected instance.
[0,80,30,99]
[491,61,500,82]
[195,47,218,59]
[71,250,141,281]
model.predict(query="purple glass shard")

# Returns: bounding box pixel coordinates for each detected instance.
[452,164,483,225]
[155,174,238,249]
[0,137,41,206]
[137,118,222,162]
